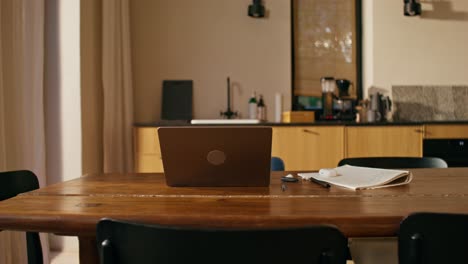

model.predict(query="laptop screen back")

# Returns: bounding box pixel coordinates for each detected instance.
[158,126,272,187]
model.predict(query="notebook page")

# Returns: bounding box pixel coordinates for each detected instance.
[298,165,411,190]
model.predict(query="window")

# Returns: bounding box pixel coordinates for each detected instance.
[292,0,362,110]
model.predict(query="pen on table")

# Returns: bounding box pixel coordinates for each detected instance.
[309,178,331,188]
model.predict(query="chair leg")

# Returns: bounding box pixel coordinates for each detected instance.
[26,232,43,264]
[100,239,114,264]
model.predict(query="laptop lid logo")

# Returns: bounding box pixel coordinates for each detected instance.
[207,150,226,166]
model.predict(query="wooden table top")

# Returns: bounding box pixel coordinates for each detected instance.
[1,168,468,237]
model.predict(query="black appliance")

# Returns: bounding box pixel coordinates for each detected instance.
[423,139,468,167]
[334,79,356,121]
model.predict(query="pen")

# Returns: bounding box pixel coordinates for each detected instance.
[310,178,331,188]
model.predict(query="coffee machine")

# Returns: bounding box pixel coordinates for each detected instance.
[334,79,356,121]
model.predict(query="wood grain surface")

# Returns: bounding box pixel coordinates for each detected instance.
[1,168,468,263]
[425,124,468,139]
[346,126,424,157]
[271,126,345,170]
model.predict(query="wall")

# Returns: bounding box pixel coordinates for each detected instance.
[363,0,468,98]
[362,0,373,95]
[45,0,81,252]
[130,1,468,120]
[130,0,291,123]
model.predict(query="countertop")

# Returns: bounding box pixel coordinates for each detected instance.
[135,120,468,127]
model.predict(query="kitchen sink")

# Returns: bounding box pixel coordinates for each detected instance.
[190,119,261,125]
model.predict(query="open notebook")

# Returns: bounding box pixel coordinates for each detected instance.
[298,165,413,190]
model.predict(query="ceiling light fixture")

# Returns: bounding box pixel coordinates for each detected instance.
[248,0,265,18]
[404,0,422,16]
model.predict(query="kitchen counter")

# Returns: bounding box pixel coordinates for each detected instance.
[134,120,468,127]
[134,122,468,172]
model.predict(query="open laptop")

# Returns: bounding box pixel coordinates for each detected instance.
[158,126,272,187]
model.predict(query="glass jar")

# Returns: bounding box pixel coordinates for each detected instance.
[321,77,336,118]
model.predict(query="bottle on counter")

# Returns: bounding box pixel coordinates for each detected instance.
[257,94,266,121]
[248,92,257,119]
[274,92,282,123]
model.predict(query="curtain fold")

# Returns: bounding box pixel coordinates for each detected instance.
[0,0,49,263]
[102,0,134,173]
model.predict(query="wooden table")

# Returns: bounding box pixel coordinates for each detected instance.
[1,168,468,263]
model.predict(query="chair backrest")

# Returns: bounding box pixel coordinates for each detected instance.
[270,156,285,171]
[0,170,43,264]
[97,219,349,264]
[399,212,468,264]
[337,157,448,169]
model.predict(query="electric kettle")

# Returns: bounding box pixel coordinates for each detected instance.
[369,93,392,122]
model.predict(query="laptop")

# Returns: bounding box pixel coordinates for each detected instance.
[158,126,272,187]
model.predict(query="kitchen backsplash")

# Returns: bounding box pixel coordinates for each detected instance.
[392,85,468,121]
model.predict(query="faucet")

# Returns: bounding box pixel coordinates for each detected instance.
[220,77,238,119]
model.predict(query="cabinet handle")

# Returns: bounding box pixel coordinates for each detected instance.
[303,129,319,135]
[414,129,424,133]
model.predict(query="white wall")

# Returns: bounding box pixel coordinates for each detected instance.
[45,0,81,252]
[131,1,468,120]
[131,0,291,123]
[362,0,374,95]
[363,0,468,97]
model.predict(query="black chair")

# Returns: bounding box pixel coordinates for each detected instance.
[337,157,448,169]
[338,157,448,263]
[399,212,468,264]
[97,219,349,264]
[0,170,43,264]
[270,156,285,171]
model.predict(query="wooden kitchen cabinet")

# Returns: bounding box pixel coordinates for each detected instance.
[272,126,345,171]
[425,124,468,139]
[346,126,424,158]
[134,127,164,172]
[134,126,345,173]
[134,124,464,173]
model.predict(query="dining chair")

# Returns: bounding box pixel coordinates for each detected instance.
[399,212,468,264]
[338,157,447,264]
[270,156,285,171]
[97,219,349,264]
[0,170,43,264]
[337,157,448,169]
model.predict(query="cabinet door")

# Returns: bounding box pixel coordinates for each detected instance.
[425,124,468,139]
[346,126,424,158]
[272,126,345,171]
[134,127,164,172]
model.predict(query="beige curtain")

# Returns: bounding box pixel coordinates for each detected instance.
[0,0,49,263]
[102,0,134,173]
